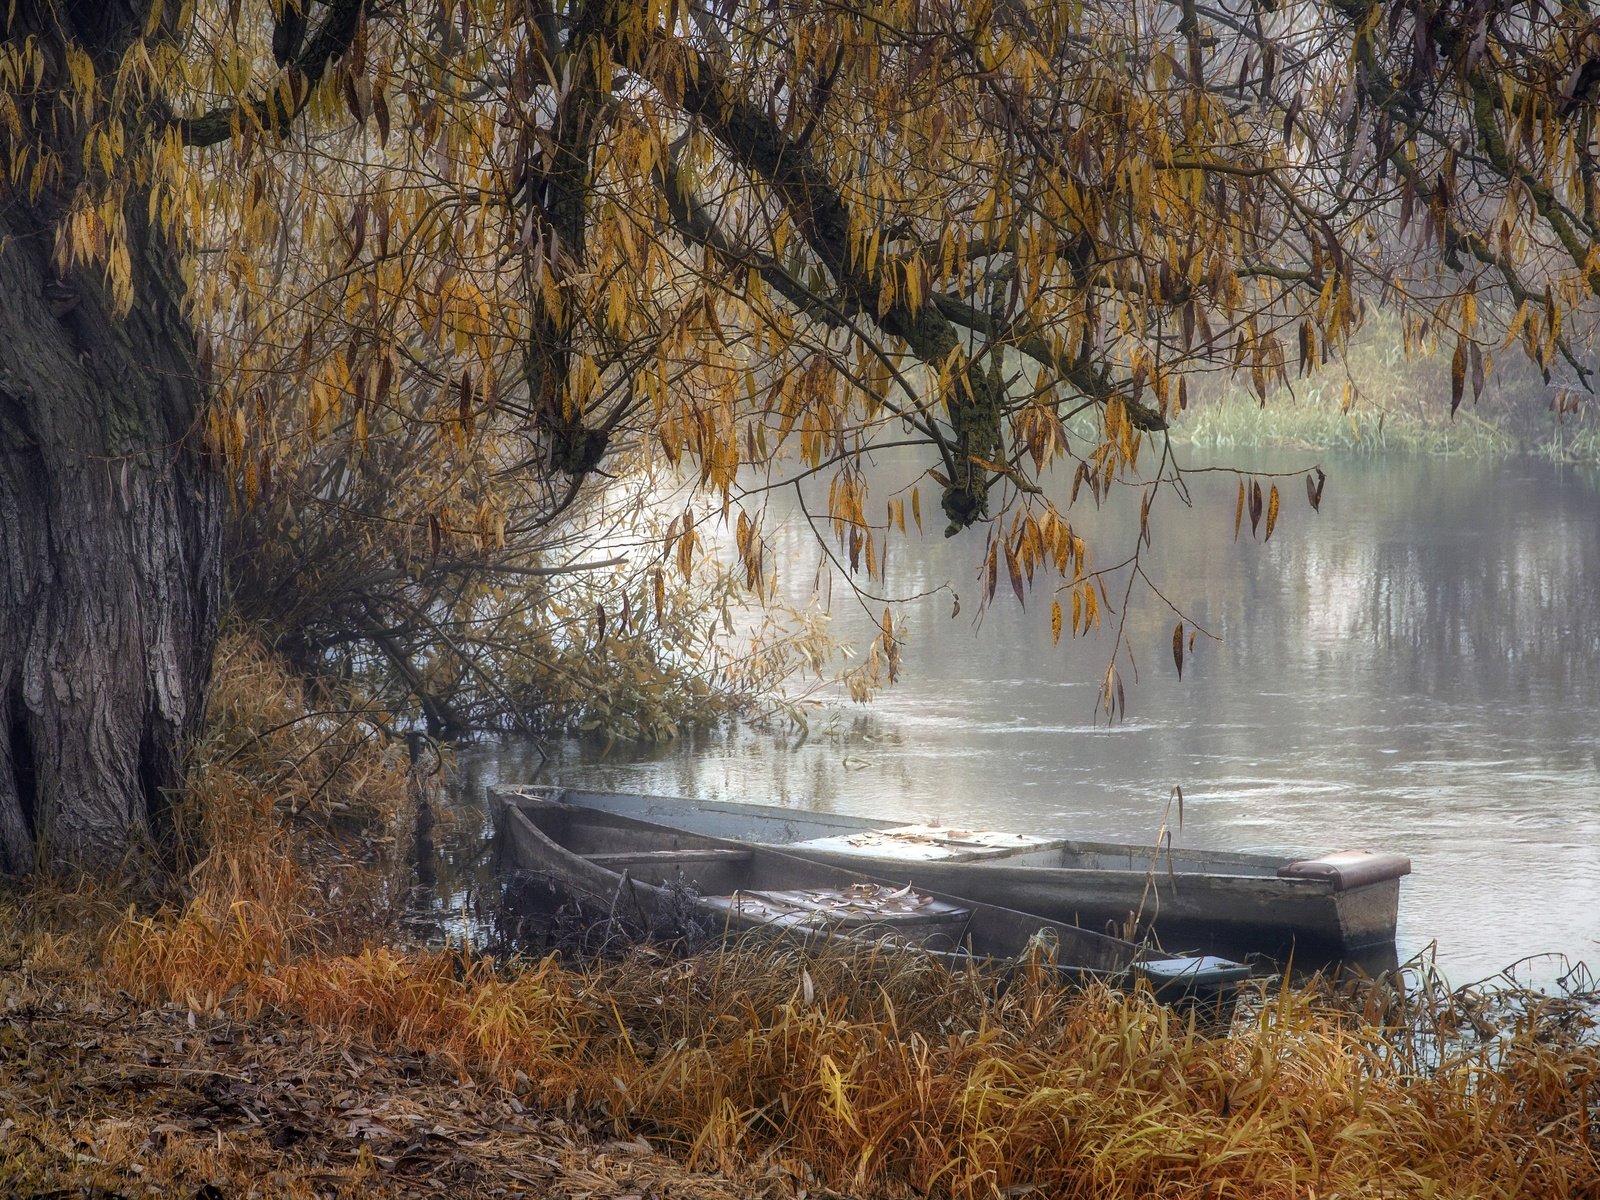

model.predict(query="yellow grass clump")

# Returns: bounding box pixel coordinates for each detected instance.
[104,629,416,1002]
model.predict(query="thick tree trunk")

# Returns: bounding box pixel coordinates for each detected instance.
[0,210,221,872]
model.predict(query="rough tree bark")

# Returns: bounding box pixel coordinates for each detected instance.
[0,0,368,873]
[0,2,221,872]
[0,206,221,873]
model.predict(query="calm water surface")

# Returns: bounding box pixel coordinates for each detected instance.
[447,449,1600,986]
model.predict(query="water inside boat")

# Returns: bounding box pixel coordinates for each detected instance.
[699,884,970,933]
[785,823,1287,876]
[787,826,1070,862]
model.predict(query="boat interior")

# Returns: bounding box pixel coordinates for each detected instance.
[531,789,1303,878]
[503,797,1255,990]
[698,886,971,935]
[515,801,975,937]
[785,824,1292,877]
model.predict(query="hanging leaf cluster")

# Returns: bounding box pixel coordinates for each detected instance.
[10,0,1600,712]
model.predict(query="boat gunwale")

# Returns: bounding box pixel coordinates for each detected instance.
[491,785,1370,893]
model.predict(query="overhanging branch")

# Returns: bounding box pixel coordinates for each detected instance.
[174,0,367,148]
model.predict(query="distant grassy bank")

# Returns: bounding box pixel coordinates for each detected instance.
[1172,394,1528,457]
[1168,321,1600,461]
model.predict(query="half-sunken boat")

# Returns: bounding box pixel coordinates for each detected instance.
[492,790,1252,1003]
[491,786,1410,961]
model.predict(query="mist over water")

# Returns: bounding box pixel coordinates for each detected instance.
[458,448,1600,985]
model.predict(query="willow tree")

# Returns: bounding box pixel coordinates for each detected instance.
[0,0,362,870]
[4,0,1599,869]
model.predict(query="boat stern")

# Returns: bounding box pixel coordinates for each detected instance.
[1277,851,1412,951]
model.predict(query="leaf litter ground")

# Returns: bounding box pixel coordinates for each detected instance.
[0,933,805,1200]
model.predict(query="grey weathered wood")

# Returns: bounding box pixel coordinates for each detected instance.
[491,785,1409,961]
[491,791,1254,1004]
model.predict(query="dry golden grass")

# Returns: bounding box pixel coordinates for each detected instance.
[134,629,418,973]
[104,911,1600,1199]
[0,909,781,1199]
[12,634,1600,1198]
[0,636,780,1198]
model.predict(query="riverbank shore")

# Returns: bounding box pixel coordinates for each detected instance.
[1165,311,1600,462]
[4,880,1595,1200]
[7,636,1591,1199]
[1171,396,1528,457]
[0,927,771,1199]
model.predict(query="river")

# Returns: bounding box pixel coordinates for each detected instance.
[441,447,1600,988]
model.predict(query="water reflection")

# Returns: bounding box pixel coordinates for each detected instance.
[448,449,1600,984]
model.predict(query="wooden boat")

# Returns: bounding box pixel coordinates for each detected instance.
[490,786,1411,962]
[491,790,1253,1004]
